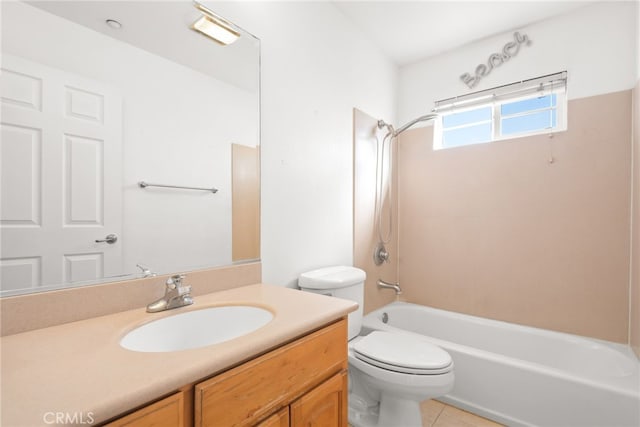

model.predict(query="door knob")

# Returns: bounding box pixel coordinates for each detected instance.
[95,234,118,244]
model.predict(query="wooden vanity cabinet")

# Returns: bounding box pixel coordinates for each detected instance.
[255,408,289,427]
[251,371,347,427]
[104,391,185,427]
[251,371,348,427]
[195,318,348,426]
[289,371,347,427]
[105,318,348,427]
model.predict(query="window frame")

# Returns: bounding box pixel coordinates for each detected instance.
[433,74,567,150]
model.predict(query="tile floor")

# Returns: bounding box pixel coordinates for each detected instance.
[421,400,504,427]
[349,400,504,427]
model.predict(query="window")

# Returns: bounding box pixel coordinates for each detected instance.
[434,72,567,150]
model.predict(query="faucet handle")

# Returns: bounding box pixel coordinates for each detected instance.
[136,263,156,278]
[166,274,186,288]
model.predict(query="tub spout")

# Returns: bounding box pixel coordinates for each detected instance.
[377,279,402,295]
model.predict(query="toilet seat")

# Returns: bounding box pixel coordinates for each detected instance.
[352,331,452,375]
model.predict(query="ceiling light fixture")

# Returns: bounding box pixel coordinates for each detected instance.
[191,2,240,46]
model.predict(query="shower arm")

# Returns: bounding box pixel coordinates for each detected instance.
[392,113,438,136]
[378,113,438,138]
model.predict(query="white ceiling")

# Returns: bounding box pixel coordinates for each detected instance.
[26,1,597,86]
[27,1,260,91]
[333,1,596,66]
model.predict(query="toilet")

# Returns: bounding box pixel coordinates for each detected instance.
[299,266,454,427]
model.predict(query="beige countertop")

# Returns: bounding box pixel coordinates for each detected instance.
[1,284,357,426]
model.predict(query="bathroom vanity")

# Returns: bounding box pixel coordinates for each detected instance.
[0,284,356,426]
[107,319,347,426]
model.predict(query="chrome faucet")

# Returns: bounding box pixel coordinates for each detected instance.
[146,274,193,313]
[377,279,402,295]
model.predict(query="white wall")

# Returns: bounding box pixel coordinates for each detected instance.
[399,1,637,124]
[3,2,258,276]
[211,2,398,286]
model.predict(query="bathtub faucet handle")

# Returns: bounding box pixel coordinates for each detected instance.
[374,243,390,266]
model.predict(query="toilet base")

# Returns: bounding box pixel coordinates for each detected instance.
[348,403,378,427]
[348,382,379,427]
[378,393,422,426]
[348,392,423,427]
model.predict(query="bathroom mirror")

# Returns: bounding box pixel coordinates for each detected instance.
[0,1,260,296]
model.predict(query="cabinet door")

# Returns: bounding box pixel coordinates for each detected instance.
[290,372,347,427]
[105,391,184,427]
[256,407,289,427]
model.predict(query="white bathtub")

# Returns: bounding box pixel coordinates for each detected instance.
[362,302,640,427]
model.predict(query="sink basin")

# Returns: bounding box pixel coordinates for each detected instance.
[120,305,273,352]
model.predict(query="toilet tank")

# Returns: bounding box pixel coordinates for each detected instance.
[298,266,365,340]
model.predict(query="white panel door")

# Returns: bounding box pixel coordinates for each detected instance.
[0,54,122,293]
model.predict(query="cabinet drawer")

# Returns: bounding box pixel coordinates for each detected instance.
[105,391,184,427]
[195,319,347,426]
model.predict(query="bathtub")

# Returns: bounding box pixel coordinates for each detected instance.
[362,302,640,427]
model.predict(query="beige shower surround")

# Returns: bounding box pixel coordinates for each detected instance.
[395,90,632,343]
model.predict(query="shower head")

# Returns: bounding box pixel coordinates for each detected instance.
[393,113,438,137]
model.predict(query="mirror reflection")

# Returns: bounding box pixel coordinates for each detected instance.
[0,1,260,296]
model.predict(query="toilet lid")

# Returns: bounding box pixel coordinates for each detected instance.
[352,331,452,374]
